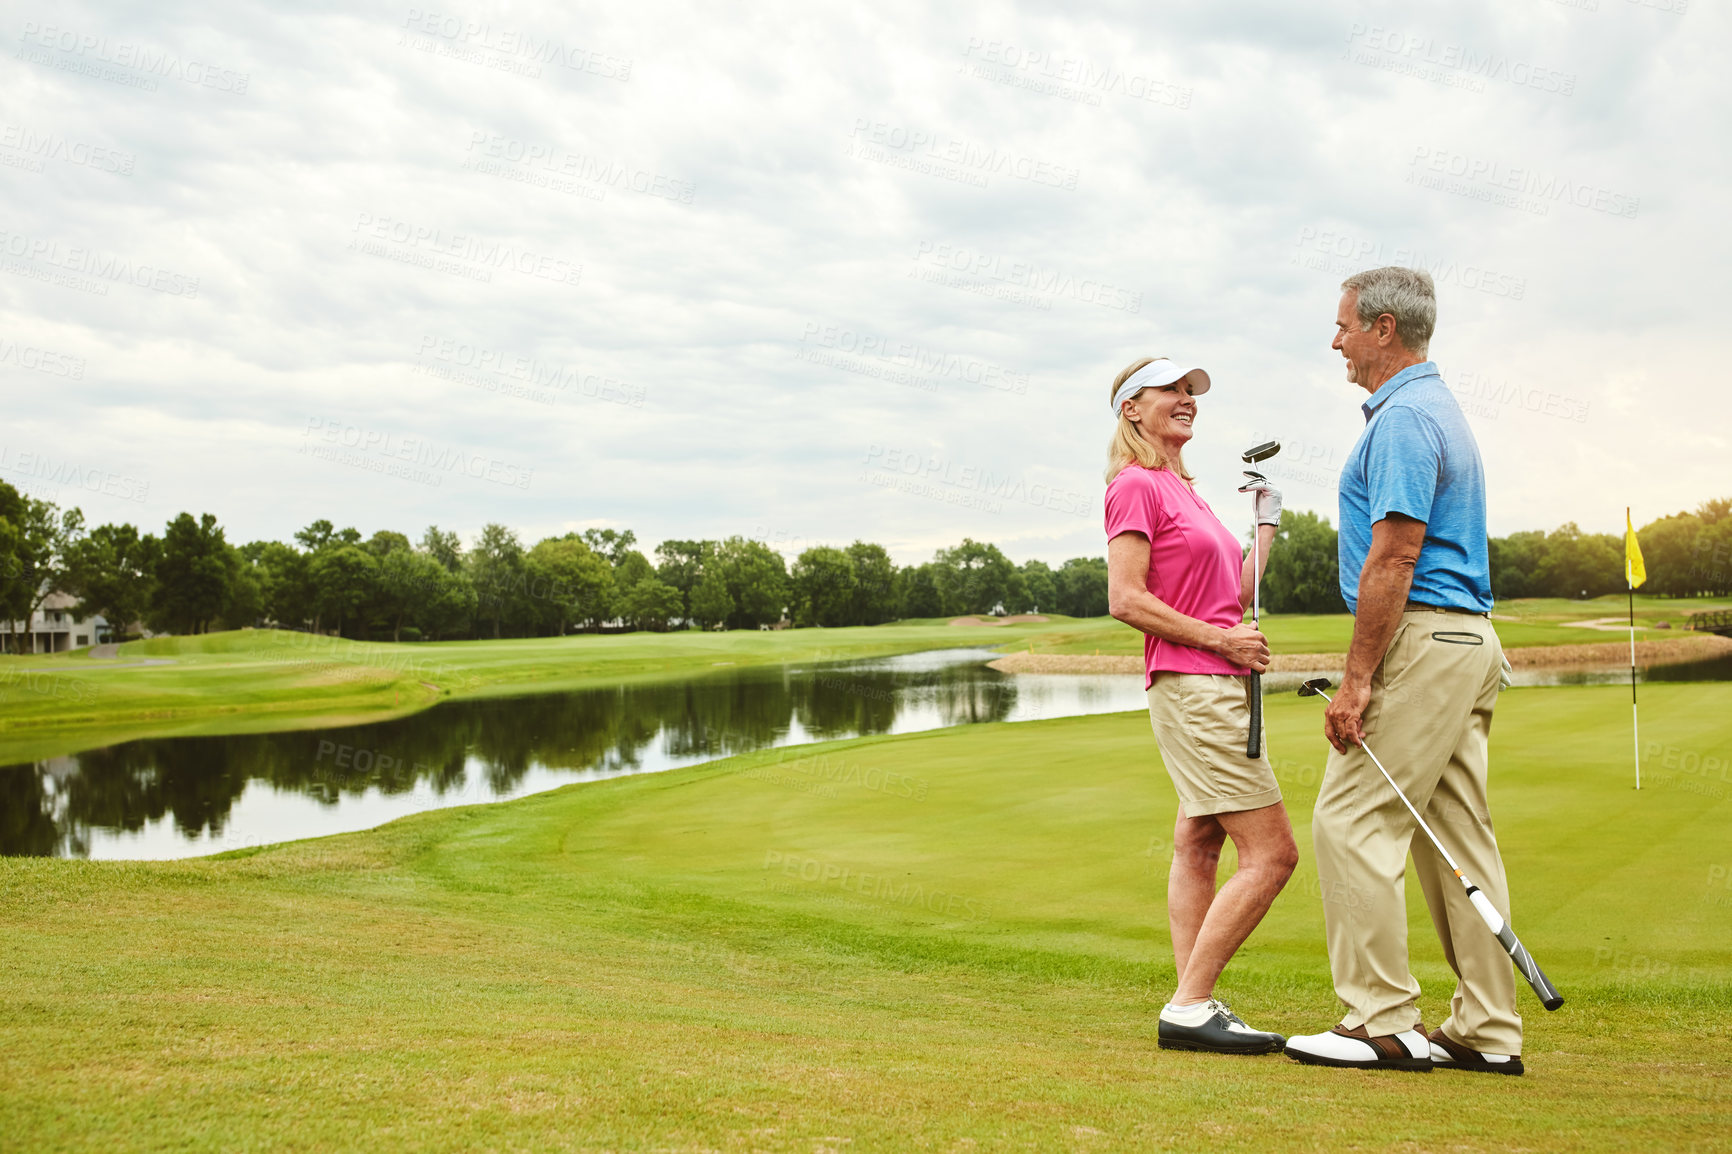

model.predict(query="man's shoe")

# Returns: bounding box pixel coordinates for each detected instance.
[1283,1023,1432,1071]
[1158,999,1285,1055]
[1428,1027,1524,1076]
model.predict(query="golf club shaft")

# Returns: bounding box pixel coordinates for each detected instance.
[1246,493,1263,758]
[1310,685,1564,1011]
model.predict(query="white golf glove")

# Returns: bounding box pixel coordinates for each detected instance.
[1244,481,1282,527]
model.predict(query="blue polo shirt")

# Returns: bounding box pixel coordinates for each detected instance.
[1337,361,1493,614]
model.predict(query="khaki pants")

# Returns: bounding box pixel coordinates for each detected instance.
[1312,610,1522,1054]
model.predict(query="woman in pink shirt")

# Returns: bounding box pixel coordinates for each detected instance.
[1103,356,1296,1056]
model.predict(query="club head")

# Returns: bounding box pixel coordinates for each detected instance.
[1297,677,1333,697]
[1242,440,1281,465]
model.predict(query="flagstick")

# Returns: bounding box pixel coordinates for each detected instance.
[1628,505,1640,791]
[1629,577,1639,790]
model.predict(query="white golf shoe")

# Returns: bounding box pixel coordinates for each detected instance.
[1283,1023,1433,1071]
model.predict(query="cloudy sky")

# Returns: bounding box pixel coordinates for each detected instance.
[3,0,1724,566]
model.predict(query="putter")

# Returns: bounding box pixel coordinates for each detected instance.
[1296,677,1565,1011]
[1238,441,1280,758]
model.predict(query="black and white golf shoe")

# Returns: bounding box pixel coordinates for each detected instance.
[1157,999,1285,1055]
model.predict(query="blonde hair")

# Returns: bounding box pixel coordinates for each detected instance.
[1104,356,1193,483]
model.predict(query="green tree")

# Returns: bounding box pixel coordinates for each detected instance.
[250,540,313,629]
[0,488,81,652]
[151,513,235,634]
[413,564,476,640]
[526,535,616,634]
[655,539,715,624]
[582,528,638,566]
[1007,560,1057,615]
[613,549,655,596]
[220,544,265,629]
[1261,510,1347,614]
[791,546,857,627]
[689,567,733,629]
[468,523,526,638]
[896,563,943,618]
[1637,513,1703,597]
[307,544,378,637]
[63,523,159,639]
[715,537,788,629]
[376,548,446,641]
[846,542,898,624]
[365,530,412,558]
[421,526,465,572]
[1488,530,1548,600]
[619,577,682,631]
[1054,557,1108,618]
[933,539,1015,615]
[1533,523,1621,599]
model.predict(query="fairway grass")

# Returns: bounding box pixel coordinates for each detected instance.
[3,684,1728,1151]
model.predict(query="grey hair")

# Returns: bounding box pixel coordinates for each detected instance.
[1341,266,1436,357]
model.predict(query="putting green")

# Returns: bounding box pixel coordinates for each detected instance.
[2,683,1727,1150]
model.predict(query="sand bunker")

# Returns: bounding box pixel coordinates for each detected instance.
[948,615,1050,627]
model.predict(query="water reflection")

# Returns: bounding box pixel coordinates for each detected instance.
[3,649,1137,860]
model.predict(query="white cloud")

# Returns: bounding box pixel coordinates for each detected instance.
[2,0,1725,565]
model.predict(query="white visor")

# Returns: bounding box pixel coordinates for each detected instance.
[1111,359,1211,416]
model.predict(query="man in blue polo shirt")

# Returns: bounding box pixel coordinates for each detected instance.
[1284,267,1526,1075]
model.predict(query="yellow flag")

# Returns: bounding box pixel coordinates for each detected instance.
[1625,510,1646,588]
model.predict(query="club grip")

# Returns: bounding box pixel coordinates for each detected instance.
[1247,673,1263,758]
[1502,928,1566,1011]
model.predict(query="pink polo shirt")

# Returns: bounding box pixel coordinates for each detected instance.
[1104,465,1249,687]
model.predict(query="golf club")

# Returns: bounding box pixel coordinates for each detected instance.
[1296,677,1565,1011]
[1239,441,1280,758]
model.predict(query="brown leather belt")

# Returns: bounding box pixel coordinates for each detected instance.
[1405,601,1489,618]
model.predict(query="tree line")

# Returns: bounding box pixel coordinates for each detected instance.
[0,480,1111,644]
[1255,498,1732,614]
[1,478,1725,648]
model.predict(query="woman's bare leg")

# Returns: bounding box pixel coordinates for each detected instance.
[1170,801,1297,1005]
[1167,806,1225,988]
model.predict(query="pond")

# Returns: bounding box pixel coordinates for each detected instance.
[6,648,1724,860]
[1,649,1148,860]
